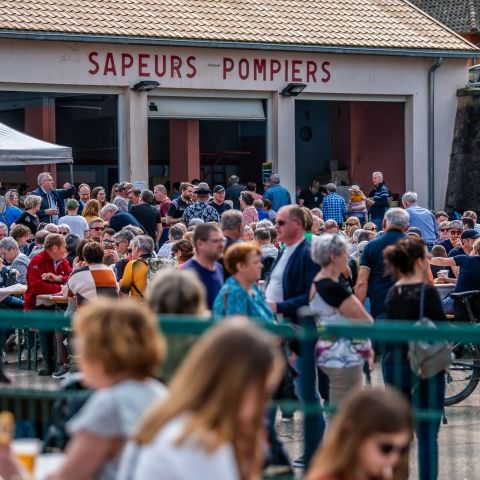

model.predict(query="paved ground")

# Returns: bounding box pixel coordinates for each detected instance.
[3,358,479,479]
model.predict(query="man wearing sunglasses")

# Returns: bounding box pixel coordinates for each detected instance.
[88,220,105,242]
[437,220,463,255]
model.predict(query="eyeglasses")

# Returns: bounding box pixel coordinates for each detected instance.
[440,228,449,232]
[377,442,410,456]
[346,223,357,227]
[91,227,105,232]
[59,231,68,235]
[450,230,462,235]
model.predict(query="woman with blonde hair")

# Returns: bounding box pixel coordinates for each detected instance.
[48,297,167,480]
[1,190,22,227]
[307,387,414,480]
[119,319,284,480]
[344,216,361,238]
[12,194,42,234]
[82,198,102,224]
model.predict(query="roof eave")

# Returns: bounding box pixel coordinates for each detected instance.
[0,29,478,59]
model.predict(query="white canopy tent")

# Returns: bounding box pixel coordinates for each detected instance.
[0,121,73,181]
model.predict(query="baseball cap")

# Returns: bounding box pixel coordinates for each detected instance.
[66,198,79,209]
[406,226,422,238]
[461,229,480,240]
[213,185,225,193]
[195,182,211,195]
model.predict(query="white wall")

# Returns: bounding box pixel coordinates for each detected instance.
[0,39,469,207]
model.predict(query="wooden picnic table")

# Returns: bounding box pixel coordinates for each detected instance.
[0,284,27,302]
[35,294,68,307]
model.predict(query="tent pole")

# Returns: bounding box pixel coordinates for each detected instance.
[69,164,74,185]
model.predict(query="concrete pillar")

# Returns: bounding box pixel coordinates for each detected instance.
[271,94,296,198]
[118,89,149,183]
[169,119,200,185]
[24,97,56,191]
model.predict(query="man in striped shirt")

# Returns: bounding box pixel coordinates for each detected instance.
[66,242,118,306]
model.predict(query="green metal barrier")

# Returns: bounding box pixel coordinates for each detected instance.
[1,310,479,479]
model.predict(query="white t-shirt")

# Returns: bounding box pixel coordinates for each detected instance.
[58,214,89,239]
[118,415,239,480]
[265,240,303,304]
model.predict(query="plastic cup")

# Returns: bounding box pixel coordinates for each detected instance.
[12,439,41,474]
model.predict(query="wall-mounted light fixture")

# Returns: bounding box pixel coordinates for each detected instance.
[132,80,160,92]
[280,83,307,97]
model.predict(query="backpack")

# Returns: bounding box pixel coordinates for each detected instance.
[408,284,453,379]
[131,256,176,297]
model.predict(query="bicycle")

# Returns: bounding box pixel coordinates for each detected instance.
[444,291,480,406]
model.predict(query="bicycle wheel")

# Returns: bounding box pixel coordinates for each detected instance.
[445,343,480,406]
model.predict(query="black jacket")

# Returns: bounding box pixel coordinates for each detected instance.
[31,185,76,223]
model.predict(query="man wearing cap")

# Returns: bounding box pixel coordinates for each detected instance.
[209,185,231,216]
[438,220,463,254]
[298,180,323,209]
[58,199,89,239]
[448,229,480,257]
[401,191,438,249]
[182,183,220,226]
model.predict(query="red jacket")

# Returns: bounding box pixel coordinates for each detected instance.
[24,250,72,310]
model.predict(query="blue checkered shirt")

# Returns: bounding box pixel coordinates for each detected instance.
[322,193,348,225]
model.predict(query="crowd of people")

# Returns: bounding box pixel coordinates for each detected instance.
[0,168,473,479]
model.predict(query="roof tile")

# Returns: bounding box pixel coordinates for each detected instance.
[0,0,475,51]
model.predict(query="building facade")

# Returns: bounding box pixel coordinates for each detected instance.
[0,0,477,208]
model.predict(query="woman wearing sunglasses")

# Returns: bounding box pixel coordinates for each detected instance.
[307,387,413,480]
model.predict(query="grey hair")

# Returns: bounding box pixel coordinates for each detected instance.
[131,234,154,254]
[402,191,418,204]
[44,223,59,233]
[352,228,365,243]
[37,172,51,185]
[100,204,119,216]
[169,223,187,241]
[270,174,280,185]
[113,229,135,243]
[0,222,7,231]
[228,175,240,185]
[384,207,410,230]
[356,240,369,259]
[221,209,243,231]
[24,194,42,211]
[140,189,154,204]
[57,223,71,233]
[254,228,270,241]
[326,183,337,193]
[113,197,128,212]
[154,184,167,195]
[0,237,19,251]
[188,218,205,228]
[372,171,384,180]
[311,233,348,267]
[257,219,274,228]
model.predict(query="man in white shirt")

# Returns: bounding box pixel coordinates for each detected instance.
[58,199,89,239]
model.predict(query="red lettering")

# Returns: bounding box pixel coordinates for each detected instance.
[103,53,117,76]
[138,54,150,77]
[170,55,182,78]
[292,60,302,82]
[186,56,197,78]
[306,61,318,82]
[284,60,289,81]
[239,58,249,80]
[88,52,99,75]
[253,59,267,81]
[321,61,331,83]
[223,57,234,79]
[121,53,134,76]
[270,60,281,81]
[155,55,167,77]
